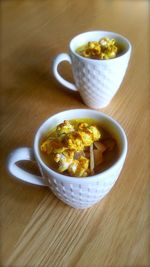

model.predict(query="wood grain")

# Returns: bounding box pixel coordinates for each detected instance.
[1,0,149,266]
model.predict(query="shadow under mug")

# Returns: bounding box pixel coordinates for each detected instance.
[7,109,128,209]
[52,31,132,109]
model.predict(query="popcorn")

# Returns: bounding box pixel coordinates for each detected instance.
[40,120,101,177]
[76,37,119,60]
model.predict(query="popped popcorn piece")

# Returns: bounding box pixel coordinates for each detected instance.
[68,156,89,177]
[56,120,74,136]
[76,37,119,60]
[40,139,52,154]
[88,125,101,141]
[54,149,74,173]
[78,123,101,145]
[66,132,85,151]
[40,119,104,177]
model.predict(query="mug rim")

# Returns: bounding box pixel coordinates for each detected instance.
[69,30,132,62]
[34,109,128,183]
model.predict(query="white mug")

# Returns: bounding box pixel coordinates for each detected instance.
[7,109,128,209]
[52,31,132,109]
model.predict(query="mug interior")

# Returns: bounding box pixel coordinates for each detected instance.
[70,31,131,58]
[34,109,127,181]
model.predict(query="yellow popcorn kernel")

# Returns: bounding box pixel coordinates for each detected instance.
[99,37,109,48]
[82,49,90,58]
[56,120,74,135]
[68,156,89,177]
[40,140,52,154]
[66,132,84,151]
[88,125,101,141]
[88,41,101,56]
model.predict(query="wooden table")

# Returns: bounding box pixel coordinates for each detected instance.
[1,1,149,266]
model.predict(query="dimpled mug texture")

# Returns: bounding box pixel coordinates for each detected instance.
[35,109,128,209]
[41,167,121,209]
[71,54,130,109]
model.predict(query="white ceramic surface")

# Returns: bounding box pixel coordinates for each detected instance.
[52,31,132,109]
[7,109,128,209]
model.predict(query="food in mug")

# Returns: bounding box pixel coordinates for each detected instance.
[76,37,124,59]
[40,119,119,177]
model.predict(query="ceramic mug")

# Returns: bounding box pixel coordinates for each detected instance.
[7,109,128,209]
[52,31,132,109]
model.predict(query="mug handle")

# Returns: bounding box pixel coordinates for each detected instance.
[52,53,77,91]
[7,147,47,186]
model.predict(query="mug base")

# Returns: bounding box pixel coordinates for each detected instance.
[85,100,111,109]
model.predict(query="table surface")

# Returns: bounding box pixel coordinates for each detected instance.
[1,1,149,266]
